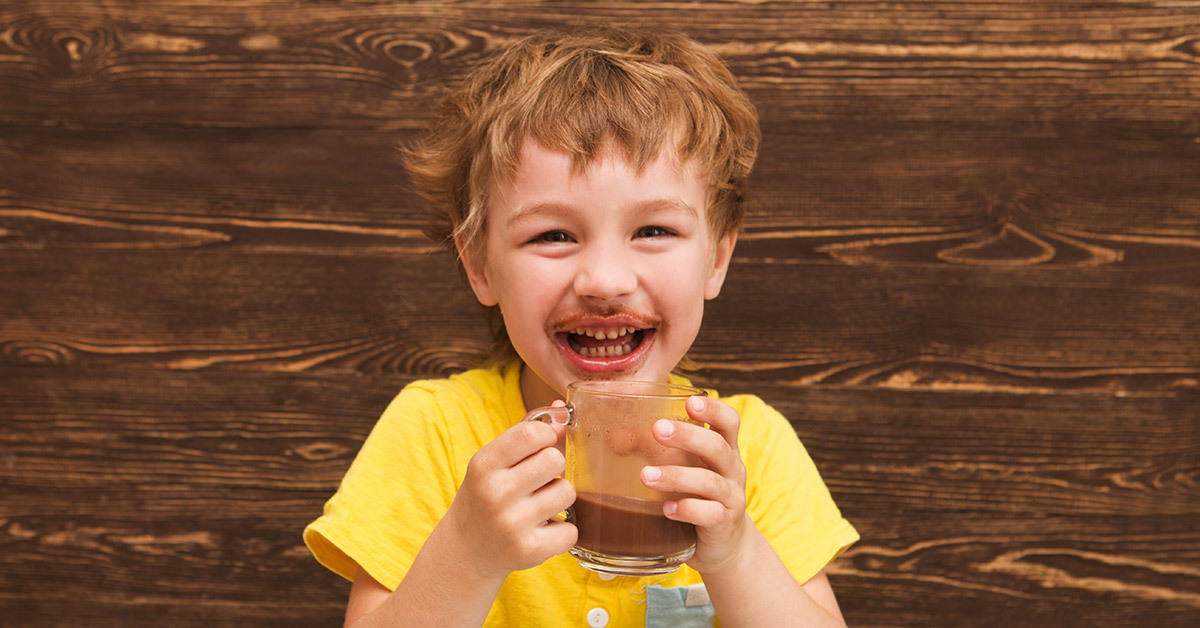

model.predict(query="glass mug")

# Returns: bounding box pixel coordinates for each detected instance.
[524,380,707,576]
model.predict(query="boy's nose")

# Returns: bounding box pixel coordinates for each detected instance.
[573,250,638,300]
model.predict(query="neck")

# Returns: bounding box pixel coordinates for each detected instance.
[519,364,562,411]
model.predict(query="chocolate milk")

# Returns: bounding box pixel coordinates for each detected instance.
[573,491,696,556]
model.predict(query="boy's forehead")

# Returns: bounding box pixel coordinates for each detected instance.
[474,135,719,248]
[505,136,701,190]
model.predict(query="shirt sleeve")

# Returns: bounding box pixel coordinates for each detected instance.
[303,383,459,590]
[735,394,859,585]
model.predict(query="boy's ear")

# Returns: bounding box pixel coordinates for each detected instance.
[704,231,738,300]
[455,235,499,307]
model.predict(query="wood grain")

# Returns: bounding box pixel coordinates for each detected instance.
[3,125,1197,255]
[1,2,1199,128]
[2,247,1195,394]
[4,371,1195,520]
[833,513,1200,627]
[2,368,1197,626]
[3,1,1199,626]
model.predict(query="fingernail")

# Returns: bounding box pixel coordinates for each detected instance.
[656,419,675,438]
[643,466,662,482]
[663,501,678,517]
[688,396,705,413]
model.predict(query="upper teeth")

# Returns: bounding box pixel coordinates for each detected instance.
[572,327,638,339]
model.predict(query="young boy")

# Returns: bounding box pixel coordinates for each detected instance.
[304,27,858,627]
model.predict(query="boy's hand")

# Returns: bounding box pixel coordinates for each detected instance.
[640,395,750,574]
[443,419,577,582]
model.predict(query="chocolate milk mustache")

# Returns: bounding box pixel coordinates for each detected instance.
[524,379,705,575]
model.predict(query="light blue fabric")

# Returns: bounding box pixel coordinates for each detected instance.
[645,585,715,628]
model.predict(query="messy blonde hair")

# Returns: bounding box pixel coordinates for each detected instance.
[402,26,760,364]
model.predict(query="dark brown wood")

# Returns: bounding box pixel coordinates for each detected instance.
[2,248,1194,392]
[833,512,1200,628]
[3,124,1197,255]
[2,368,1197,626]
[2,2,1200,128]
[2,1,1199,627]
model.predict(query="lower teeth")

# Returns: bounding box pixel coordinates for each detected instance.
[569,339,636,358]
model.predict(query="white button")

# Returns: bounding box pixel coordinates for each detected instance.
[597,571,617,581]
[586,607,609,627]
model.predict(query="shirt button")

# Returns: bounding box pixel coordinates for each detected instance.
[586,607,609,627]
[597,571,617,581]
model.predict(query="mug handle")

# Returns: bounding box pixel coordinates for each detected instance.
[522,403,574,427]
[523,404,575,524]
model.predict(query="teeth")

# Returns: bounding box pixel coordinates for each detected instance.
[570,326,637,339]
[567,337,637,358]
[564,326,645,359]
[579,342,634,358]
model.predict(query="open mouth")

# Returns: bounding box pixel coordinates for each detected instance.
[563,326,649,359]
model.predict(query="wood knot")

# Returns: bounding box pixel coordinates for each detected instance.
[40,26,114,79]
[292,442,350,461]
[937,223,1056,266]
[239,33,281,51]
[1,340,73,366]
[1170,38,1200,59]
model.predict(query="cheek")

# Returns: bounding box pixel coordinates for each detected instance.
[662,253,713,329]
[659,250,713,296]
[491,264,563,325]
[486,257,531,302]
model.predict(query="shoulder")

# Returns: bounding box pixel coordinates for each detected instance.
[705,389,813,477]
[710,391,777,418]
[373,361,522,449]
[672,374,781,425]
[709,391,793,440]
[401,363,510,400]
[669,374,795,444]
[385,363,513,418]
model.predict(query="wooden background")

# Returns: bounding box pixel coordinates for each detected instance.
[2,1,1198,626]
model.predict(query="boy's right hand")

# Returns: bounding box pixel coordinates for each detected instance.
[442,419,577,581]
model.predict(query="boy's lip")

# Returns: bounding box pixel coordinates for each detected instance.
[551,313,658,374]
[554,328,656,373]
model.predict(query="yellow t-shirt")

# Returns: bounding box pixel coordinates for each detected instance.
[304,361,858,627]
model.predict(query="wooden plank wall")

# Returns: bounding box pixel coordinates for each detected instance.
[2,2,1198,626]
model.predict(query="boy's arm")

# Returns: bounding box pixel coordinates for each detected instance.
[641,396,847,627]
[343,420,577,628]
[699,524,846,627]
[344,545,501,628]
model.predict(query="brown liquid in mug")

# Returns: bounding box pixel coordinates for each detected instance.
[573,492,696,556]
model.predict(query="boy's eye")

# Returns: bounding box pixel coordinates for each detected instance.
[532,230,573,244]
[635,225,673,239]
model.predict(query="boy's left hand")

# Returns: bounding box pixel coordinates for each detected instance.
[640,395,749,574]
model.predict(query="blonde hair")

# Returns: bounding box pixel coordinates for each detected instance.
[401,26,760,364]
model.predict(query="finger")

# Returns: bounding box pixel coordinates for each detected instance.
[535,517,579,554]
[530,476,576,518]
[506,511,578,570]
[653,418,743,481]
[482,420,562,471]
[510,443,567,491]
[642,464,742,511]
[687,395,740,451]
[663,497,729,529]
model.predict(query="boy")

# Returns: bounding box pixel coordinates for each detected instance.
[304,27,858,627]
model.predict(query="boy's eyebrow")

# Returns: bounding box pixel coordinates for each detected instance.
[632,198,699,218]
[507,202,572,227]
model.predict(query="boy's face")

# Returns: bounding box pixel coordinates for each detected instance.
[460,138,736,410]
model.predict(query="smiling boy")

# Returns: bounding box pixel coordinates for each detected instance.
[470,140,732,411]
[304,27,858,627]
